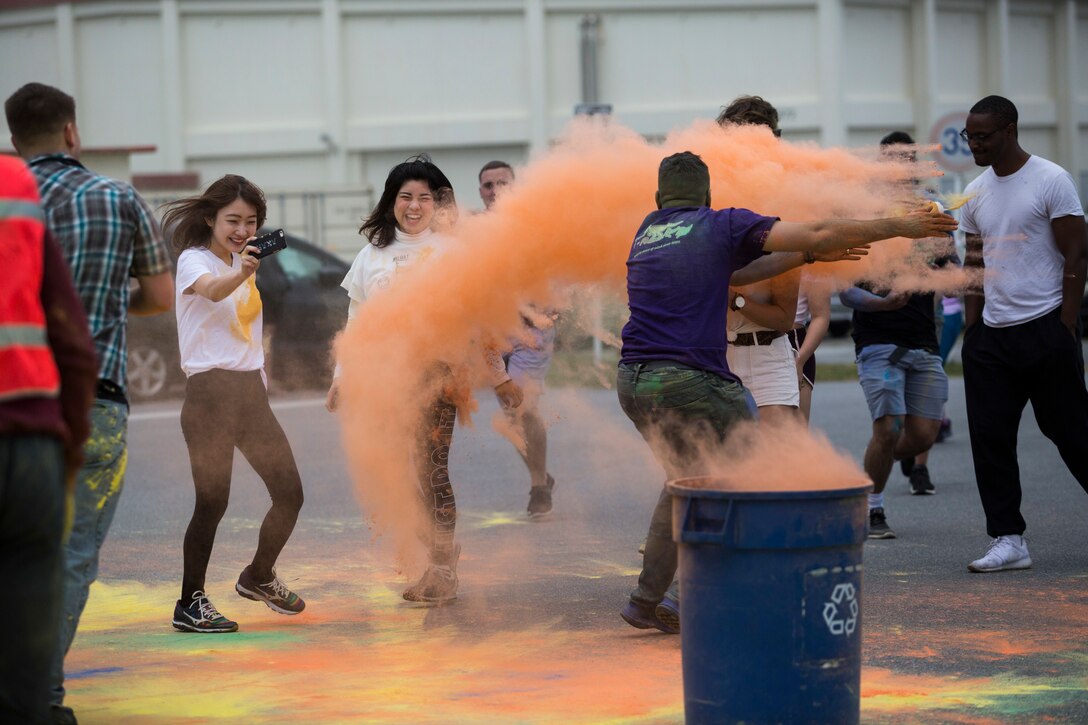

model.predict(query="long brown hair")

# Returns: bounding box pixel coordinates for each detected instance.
[161,174,267,253]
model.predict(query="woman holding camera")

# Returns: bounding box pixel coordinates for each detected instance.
[163,175,305,633]
[326,156,521,604]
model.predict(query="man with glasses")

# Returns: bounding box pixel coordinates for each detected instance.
[958,95,1088,572]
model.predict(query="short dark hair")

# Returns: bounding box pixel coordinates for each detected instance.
[4,82,76,148]
[361,154,452,248]
[969,95,1018,129]
[716,95,779,133]
[657,151,710,206]
[478,160,514,182]
[880,131,915,147]
[161,175,268,253]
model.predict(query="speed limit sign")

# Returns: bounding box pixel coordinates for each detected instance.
[928,111,975,173]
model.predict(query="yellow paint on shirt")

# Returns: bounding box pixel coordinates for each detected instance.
[230,275,262,343]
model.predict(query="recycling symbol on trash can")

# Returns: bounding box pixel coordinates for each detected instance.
[822,583,858,636]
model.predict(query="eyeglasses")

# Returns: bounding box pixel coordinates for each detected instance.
[959,126,1007,144]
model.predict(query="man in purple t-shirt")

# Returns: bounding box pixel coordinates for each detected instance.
[618,151,958,633]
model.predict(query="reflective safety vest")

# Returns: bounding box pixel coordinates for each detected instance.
[0,154,61,401]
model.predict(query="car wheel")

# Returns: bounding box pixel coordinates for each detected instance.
[127,345,170,400]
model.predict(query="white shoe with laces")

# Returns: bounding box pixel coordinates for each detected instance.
[968,535,1032,573]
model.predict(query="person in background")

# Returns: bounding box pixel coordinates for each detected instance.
[0,155,96,725]
[719,96,803,426]
[959,95,1088,572]
[162,175,307,633]
[790,275,834,424]
[934,294,962,442]
[478,160,558,518]
[5,82,174,725]
[840,131,957,540]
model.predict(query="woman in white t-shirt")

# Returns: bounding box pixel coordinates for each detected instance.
[162,175,305,633]
[326,156,521,604]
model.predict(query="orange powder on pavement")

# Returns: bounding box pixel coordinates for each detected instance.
[335,118,953,572]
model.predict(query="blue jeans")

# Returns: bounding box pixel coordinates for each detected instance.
[0,436,65,725]
[617,362,756,607]
[49,400,128,706]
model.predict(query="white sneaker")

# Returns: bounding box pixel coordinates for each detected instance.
[968,535,1032,573]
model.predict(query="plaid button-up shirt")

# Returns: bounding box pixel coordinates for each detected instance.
[29,153,171,394]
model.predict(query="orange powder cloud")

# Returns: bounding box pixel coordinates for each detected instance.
[333,118,955,575]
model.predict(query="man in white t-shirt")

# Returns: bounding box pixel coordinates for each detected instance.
[959,95,1088,573]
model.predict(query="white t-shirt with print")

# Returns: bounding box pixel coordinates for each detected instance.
[341,228,442,313]
[176,246,264,376]
[960,155,1085,327]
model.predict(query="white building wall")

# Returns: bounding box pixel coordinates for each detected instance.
[2,0,1086,255]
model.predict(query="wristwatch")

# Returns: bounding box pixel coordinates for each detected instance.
[730,294,746,312]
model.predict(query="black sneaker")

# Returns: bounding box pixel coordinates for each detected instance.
[654,586,680,633]
[173,591,238,633]
[899,457,915,476]
[50,705,77,725]
[236,567,305,614]
[868,507,896,539]
[527,473,555,519]
[909,464,935,495]
[620,600,678,634]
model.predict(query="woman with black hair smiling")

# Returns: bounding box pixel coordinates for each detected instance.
[326,155,521,604]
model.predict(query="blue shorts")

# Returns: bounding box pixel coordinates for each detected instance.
[856,344,948,421]
[504,326,556,383]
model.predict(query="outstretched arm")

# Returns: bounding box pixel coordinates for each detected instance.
[839,286,908,312]
[763,208,957,255]
[730,246,870,286]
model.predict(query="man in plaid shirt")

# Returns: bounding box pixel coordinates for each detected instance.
[6,82,173,725]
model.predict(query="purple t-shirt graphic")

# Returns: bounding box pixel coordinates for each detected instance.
[620,205,777,381]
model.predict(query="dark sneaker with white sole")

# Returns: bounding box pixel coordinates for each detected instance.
[173,591,238,633]
[236,567,305,614]
[868,507,896,539]
[527,474,556,519]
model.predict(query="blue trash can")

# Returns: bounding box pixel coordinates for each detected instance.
[668,476,871,725]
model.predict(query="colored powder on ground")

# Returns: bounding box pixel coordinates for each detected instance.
[334,118,958,573]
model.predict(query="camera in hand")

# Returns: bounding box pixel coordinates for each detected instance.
[247,229,288,259]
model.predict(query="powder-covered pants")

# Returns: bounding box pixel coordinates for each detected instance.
[414,394,458,567]
[616,362,756,607]
[179,369,304,601]
[1,435,65,725]
[50,400,128,706]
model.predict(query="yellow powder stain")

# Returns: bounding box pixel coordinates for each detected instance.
[230,275,262,343]
[940,192,975,211]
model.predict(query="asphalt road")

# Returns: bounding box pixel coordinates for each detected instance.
[68,370,1088,724]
